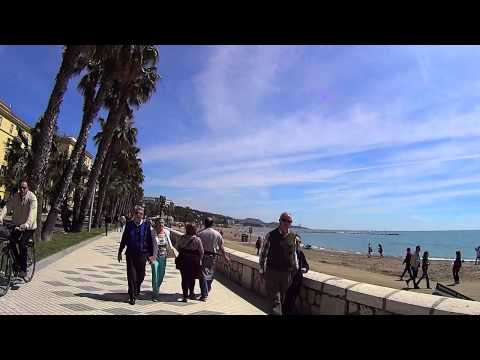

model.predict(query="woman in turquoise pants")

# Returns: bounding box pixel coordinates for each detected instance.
[151,219,174,301]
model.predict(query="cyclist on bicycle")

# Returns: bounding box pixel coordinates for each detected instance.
[0,180,37,279]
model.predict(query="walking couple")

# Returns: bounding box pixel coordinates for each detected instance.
[117,205,176,305]
[175,217,230,302]
[400,245,430,289]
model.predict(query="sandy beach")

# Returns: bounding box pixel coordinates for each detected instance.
[214,225,480,301]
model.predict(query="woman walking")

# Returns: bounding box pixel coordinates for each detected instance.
[151,219,175,301]
[415,251,430,289]
[453,251,462,285]
[175,223,204,302]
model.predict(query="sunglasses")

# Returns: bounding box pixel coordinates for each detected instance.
[281,219,292,223]
[19,187,27,190]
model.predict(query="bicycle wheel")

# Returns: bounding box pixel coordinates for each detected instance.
[23,240,35,283]
[0,251,12,297]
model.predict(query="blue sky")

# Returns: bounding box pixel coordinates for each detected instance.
[2,45,480,230]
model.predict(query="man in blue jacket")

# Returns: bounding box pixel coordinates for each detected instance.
[118,205,157,305]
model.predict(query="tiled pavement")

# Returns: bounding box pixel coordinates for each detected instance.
[0,231,265,315]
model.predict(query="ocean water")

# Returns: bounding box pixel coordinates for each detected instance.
[296,230,480,261]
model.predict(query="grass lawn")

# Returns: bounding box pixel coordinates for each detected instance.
[36,228,105,261]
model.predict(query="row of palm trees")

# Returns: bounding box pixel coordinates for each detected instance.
[8,45,160,242]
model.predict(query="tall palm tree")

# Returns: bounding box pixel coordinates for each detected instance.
[41,46,121,241]
[29,45,95,242]
[74,45,160,231]
[92,114,138,227]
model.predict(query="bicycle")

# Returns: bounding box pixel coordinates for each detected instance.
[0,223,36,297]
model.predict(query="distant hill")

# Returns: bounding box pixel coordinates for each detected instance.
[239,218,266,226]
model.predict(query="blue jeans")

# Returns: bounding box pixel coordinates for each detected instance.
[199,278,213,298]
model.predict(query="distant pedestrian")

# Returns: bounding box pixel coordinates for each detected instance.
[105,214,112,236]
[407,245,421,287]
[255,236,262,255]
[415,251,430,289]
[282,238,309,315]
[196,218,230,301]
[368,243,372,257]
[259,212,299,315]
[475,246,480,265]
[117,205,157,305]
[378,244,383,257]
[174,223,204,302]
[453,251,462,285]
[400,248,414,282]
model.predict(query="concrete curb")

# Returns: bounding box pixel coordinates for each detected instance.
[36,233,108,272]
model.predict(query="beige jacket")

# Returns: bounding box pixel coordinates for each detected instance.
[0,191,38,230]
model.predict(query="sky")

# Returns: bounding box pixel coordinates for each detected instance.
[1,45,480,230]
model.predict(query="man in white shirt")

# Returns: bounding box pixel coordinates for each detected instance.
[196,217,230,301]
[0,180,37,279]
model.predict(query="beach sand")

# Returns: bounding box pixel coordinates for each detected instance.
[216,225,480,301]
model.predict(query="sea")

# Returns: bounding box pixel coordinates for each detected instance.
[296,230,480,261]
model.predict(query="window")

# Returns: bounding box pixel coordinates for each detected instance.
[9,124,14,134]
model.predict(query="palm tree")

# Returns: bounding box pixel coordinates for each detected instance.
[92,113,138,227]
[41,46,122,241]
[28,45,94,242]
[74,45,160,231]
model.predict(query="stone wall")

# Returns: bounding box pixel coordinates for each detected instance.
[170,229,480,315]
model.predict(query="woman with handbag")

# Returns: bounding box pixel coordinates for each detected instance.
[175,223,204,302]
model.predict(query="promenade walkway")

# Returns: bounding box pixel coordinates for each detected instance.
[0,231,266,315]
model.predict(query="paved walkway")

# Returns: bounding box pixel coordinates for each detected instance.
[0,231,265,315]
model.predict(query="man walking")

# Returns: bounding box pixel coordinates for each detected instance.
[0,180,37,280]
[408,245,421,288]
[255,236,262,255]
[196,217,230,301]
[118,205,157,305]
[259,212,299,315]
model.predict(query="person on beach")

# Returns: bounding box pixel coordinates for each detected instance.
[196,217,230,301]
[117,205,157,305]
[175,223,204,302]
[415,251,430,289]
[256,236,262,255]
[400,247,414,282]
[475,246,480,265]
[282,238,309,315]
[452,251,462,285]
[378,244,383,257]
[259,212,299,315]
[408,245,421,286]
[368,243,372,257]
[151,218,175,302]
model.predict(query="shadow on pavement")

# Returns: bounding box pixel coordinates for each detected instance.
[214,272,269,314]
[75,291,183,303]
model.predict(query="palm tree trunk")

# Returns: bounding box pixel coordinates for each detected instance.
[93,148,115,228]
[42,83,108,241]
[71,145,87,232]
[77,103,127,230]
[29,46,85,195]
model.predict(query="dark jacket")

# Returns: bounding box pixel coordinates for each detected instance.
[296,248,309,276]
[403,253,411,267]
[118,220,157,258]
